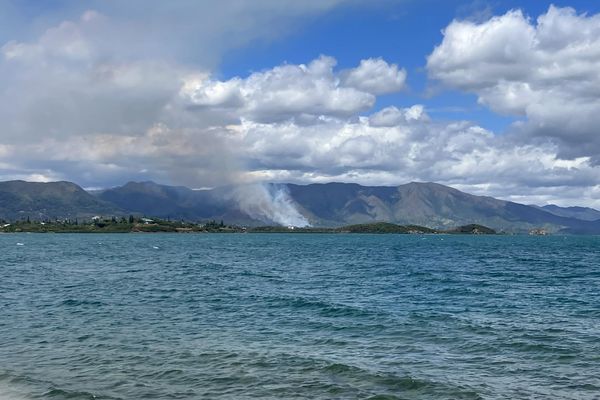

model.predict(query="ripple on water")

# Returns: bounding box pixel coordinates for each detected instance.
[1,233,599,399]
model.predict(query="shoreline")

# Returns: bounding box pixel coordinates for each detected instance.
[0,221,499,235]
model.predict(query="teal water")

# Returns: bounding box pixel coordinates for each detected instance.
[1,234,599,399]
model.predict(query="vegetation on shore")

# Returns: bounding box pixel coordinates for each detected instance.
[0,216,234,233]
[0,217,497,234]
[249,222,495,234]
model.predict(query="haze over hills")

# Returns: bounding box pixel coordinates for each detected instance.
[93,181,259,226]
[2,179,600,233]
[94,181,221,221]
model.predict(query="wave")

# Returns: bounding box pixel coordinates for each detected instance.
[0,371,114,400]
[42,387,104,399]
[60,299,106,307]
[264,295,384,319]
[308,359,481,399]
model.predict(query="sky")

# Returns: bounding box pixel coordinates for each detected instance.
[1,0,600,207]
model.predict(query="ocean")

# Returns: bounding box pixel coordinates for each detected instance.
[1,233,599,399]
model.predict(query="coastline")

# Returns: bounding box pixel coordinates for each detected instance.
[0,221,498,234]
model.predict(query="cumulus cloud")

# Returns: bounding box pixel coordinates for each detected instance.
[0,6,415,188]
[7,95,595,204]
[369,105,428,127]
[180,56,406,121]
[427,5,600,161]
[0,1,362,142]
[341,58,407,95]
[221,109,600,207]
[2,4,600,209]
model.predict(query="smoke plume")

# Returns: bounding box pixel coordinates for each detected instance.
[233,183,310,227]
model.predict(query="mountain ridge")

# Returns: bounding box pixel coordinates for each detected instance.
[2,179,600,233]
[537,204,600,222]
[285,181,597,232]
[0,180,122,220]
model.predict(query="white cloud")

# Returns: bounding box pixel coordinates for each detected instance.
[0,1,363,142]
[181,75,243,108]
[180,56,386,120]
[369,105,428,127]
[223,111,600,207]
[0,11,188,142]
[427,5,600,160]
[3,97,600,206]
[2,5,600,209]
[341,58,407,95]
[2,11,100,62]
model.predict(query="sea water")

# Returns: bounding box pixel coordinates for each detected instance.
[1,233,599,399]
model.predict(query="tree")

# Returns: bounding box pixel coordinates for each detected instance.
[129,215,134,224]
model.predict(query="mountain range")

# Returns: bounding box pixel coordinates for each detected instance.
[1,180,600,234]
[534,204,600,221]
[0,180,120,221]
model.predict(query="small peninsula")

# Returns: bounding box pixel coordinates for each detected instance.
[0,217,496,235]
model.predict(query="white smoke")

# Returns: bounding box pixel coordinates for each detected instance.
[234,183,310,227]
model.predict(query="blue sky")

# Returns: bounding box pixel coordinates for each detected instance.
[4,0,599,133]
[2,0,600,206]
[221,0,600,175]
[218,0,600,132]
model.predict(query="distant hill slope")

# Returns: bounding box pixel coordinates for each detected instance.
[537,204,600,221]
[286,182,598,232]
[95,181,600,233]
[3,180,600,233]
[94,181,257,225]
[0,181,121,220]
[95,181,213,220]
